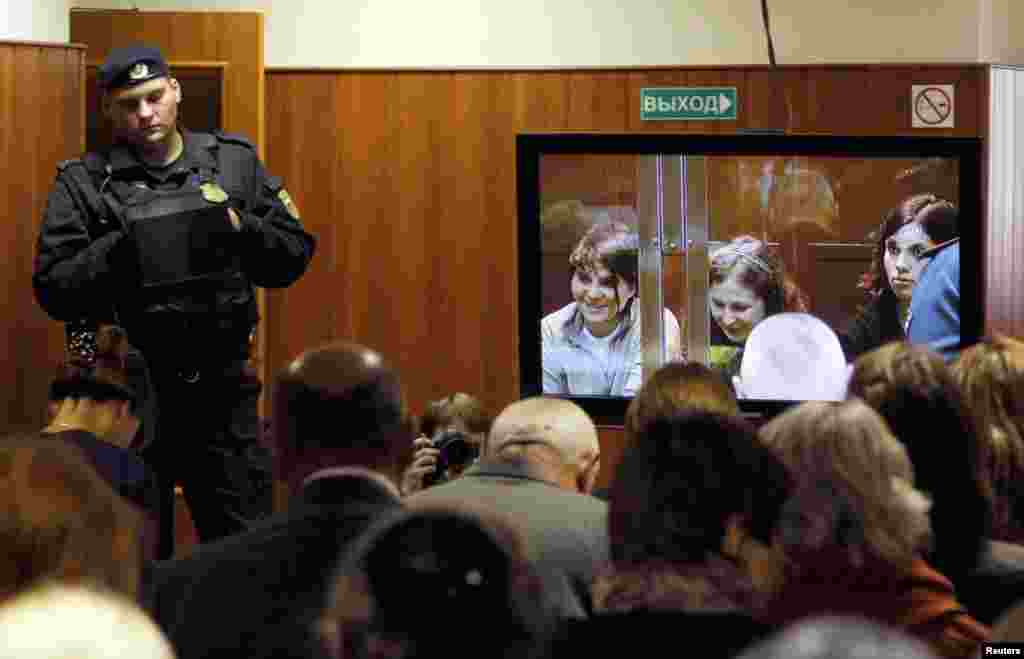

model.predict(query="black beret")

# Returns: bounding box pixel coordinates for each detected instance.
[97,44,169,91]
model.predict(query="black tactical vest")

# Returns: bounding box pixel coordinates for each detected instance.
[72,133,258,362]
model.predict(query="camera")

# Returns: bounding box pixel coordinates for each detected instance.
[423,429,479,487]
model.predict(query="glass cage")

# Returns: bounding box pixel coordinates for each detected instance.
[518,134,982,422]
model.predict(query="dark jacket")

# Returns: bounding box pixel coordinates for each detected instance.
[146,473,401,659]
[411,458,609,619]
[839,289,905,361]
[956,539,1024,627]
[32,129,315,354]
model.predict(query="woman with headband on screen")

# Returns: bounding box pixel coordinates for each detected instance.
[840,194,958,361]
[707,235,808,380]
[542,220,683,397]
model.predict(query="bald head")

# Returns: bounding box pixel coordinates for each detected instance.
[486,398,600,491]
[272,342,409,470]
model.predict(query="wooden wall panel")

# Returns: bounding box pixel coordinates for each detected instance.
[0,42,86,434]
[264,64,989,484]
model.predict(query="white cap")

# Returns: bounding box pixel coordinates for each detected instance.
[734,313,849,401]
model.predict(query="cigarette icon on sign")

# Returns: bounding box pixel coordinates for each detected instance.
[913,86,954,127]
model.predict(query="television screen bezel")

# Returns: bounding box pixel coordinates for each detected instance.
[517,132,984,425]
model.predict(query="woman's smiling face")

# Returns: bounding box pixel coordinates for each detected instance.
[709,270,767,343]
[571,263,633,337]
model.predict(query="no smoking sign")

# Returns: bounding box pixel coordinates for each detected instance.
[912,84,955,128]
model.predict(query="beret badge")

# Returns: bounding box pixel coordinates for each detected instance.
[129,62,150,80]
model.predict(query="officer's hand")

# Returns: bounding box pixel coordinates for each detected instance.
[227,207,242,231]
[400,435,439,497]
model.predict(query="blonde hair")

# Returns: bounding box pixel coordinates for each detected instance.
[759,400,931,572]
[954,335,1024,540]
[0,438,142,602]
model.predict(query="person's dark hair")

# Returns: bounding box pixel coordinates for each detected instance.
[915,198,959,245]
[419,392,493,439]
[563,221,639,343]
[609,410,792,567]
[860,193,953,296]
[847,342,990,580]
[0,436,142,602]
[624,362,739,442]
[321,508,551,659]
[272,343,409,458]
[49,324,138,413]
[568,220,639,291]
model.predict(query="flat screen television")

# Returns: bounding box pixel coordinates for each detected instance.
[517,133,983,424]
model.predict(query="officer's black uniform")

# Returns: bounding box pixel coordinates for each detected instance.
[33,45,316,559]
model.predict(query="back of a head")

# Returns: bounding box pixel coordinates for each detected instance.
[736,616,937,659]
[272,341,409,465]
[321,508,550,659]
[847,341,988,576]
[915,198,959,245]
[737,313,849,401]
[486,397,599,467]
[610,410,791,566]
[0,582,175,659]
[625,362,739,440]
[953,336,1024,539]
[759,400,931,573]
[0,437,141,601]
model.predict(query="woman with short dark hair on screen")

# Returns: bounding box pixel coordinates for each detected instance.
[542,220,682,397]
[707,235,808,379]
[840,193,958,361]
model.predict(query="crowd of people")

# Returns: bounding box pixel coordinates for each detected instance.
[8,40,1013,659]
[6,327,1024,658]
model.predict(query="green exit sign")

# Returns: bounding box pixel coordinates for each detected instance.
[641,87,738,121]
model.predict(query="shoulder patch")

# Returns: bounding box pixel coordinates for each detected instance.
[214,130,256,150]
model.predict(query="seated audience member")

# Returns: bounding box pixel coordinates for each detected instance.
[732,313,849,401]
[542,220,683,397]
[708,235,809,379]
[562,411,788,656]
[0,581,175,659]
[147,341,411,659]
[954,336,1024,543]
[848,342,1024,626]
[906,200,961,361]
[42,324,160,561]
[0,438,142,603]
[759,399,989,658]
[624,362,740,438]
[735,616,937,659]
[840,193,953,361]
[411,397,606,618]
[319,508,553,659]
[401,392,493,495]
[572,362,743,503]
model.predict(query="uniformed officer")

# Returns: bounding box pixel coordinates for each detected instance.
[33,45,316,558]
